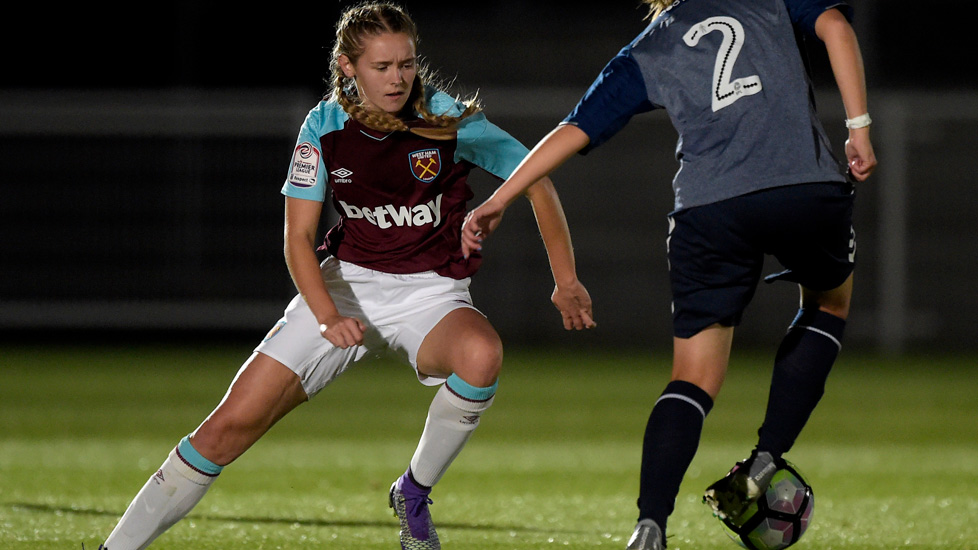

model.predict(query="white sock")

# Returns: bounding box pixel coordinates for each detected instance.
[409,375,496,487]
[103,445,218,550]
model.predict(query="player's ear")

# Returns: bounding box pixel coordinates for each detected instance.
[338,54,356,78]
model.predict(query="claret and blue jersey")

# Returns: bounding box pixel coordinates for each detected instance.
[283,87,529,279]
[563,0,852,212]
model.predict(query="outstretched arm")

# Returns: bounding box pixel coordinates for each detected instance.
[815,7,877,181]
[461,124,590,256]
[524,177,596,330]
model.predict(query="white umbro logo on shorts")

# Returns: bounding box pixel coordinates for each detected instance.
[331,168,353,178]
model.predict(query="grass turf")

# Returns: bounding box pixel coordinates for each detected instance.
[1,342,976,549]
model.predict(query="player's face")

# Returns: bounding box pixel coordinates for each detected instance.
[341,32,417,116]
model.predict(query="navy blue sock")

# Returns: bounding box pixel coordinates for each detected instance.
[757,308,846,456]
[637,380,714,534]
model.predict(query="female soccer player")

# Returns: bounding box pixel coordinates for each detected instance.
[97,3,593,549]
[461,1,876,548]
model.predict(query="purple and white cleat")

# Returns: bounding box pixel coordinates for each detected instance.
[389,469,440,550]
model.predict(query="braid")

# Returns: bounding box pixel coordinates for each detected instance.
[333,71,411,133]
[326,1,481,140]
[409,72,482,140]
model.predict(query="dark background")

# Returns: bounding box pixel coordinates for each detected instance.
[2,1,975,355]
[5,1,967,91]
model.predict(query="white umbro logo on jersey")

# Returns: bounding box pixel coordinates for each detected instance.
[331,168,353,178]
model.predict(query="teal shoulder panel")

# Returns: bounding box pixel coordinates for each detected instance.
[281,100,349,201]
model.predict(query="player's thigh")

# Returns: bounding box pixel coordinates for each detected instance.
[191,352,308,464]
[416,307,502,387]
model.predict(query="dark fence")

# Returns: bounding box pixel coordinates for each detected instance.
[1,88,973,354]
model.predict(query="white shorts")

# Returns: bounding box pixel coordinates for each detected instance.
[254,256,480,397]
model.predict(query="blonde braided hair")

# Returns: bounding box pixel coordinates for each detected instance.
[328,2,480,140]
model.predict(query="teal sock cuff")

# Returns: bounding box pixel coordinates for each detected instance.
[446,373,497,401]
[177,435,223,475]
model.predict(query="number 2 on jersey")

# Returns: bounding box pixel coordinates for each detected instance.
[683,16,762,112]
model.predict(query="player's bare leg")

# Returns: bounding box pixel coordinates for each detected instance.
[412,307,502,484]
[389,307,502,549]
[417,307,503,387]
[101,353,307,550]
[190,352,309,465]
[802,272,852,319]
[671,324,733,399]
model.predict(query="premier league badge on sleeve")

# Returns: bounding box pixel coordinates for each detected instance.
[289,142,321,188]
[409,149,441,183]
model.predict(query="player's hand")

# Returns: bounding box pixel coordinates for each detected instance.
[552,280,596,330]
[845,127,877,182]
[461,198,506,259]
[318,314,367,349]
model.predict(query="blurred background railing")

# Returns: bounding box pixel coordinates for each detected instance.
[1,1,974,355]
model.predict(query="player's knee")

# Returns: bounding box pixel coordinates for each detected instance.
[820,302,849,320]
[803,294,850,320]
[802,274,853,319]
[455,335,503,387]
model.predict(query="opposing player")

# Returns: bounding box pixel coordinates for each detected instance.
[95,3,593,549]
[461,1,876,548]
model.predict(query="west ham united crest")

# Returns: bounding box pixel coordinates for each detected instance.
[409,149,441,183]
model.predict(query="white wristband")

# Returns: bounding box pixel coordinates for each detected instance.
[319,323,328,333]
[845,113,872,129]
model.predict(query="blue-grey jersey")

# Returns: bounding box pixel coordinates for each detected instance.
[564,0,852,211]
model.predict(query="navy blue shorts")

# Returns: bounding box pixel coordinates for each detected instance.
[667,182,855,338]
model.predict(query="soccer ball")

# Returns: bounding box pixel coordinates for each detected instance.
[718,461,814,550]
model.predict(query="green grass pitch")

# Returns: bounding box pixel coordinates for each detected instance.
[2,342,976,549]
